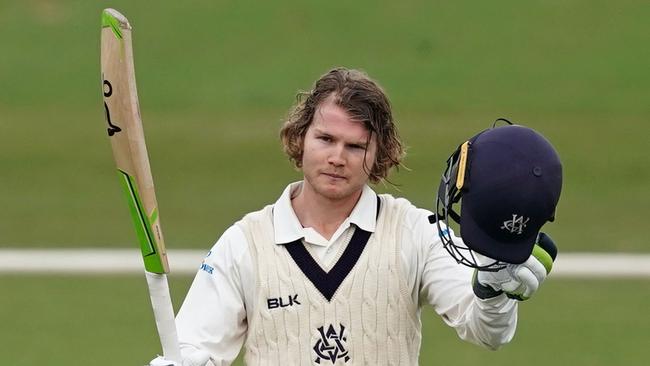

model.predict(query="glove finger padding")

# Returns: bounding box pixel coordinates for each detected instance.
[476,232,557,301]
[521,254,548,285]
[506,265,540,300]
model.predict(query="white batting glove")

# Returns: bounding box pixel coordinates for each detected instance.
[149,356,177,366]
[473,233,557,301]
[149,349,211,366]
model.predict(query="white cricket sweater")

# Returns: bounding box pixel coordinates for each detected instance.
[238,195,420,365]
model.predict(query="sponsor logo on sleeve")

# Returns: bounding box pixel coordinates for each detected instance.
[199,262,214,274]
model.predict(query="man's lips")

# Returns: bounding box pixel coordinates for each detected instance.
[322,172,346,180]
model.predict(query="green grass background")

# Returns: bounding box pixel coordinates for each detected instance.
[0,0,648,364]
[1,276,648,365]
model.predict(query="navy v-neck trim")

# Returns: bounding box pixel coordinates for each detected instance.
[284,227,371,301]
[284,196,380,301]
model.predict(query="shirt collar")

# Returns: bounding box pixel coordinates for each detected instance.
[348,184,378,233]
[273,181,378,244]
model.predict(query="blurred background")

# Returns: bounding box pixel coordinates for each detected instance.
[0,0,648,365]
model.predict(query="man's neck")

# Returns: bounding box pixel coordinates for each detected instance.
[290,183,363,241]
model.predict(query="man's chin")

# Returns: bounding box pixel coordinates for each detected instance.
[317,184,360,202]
[305,177,360,201]
[319,188,347,200]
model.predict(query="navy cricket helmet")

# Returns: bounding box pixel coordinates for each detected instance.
[435,119,563,270]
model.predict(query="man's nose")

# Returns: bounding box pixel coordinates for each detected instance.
[328,144,346,166]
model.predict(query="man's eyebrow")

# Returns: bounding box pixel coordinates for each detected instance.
[349,140,368,148]
[312,128,370,146]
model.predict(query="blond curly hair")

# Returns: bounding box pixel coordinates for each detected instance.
[280,67,404,184]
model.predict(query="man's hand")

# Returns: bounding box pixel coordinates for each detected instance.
[473,233,557,301]
[149,349,211,366]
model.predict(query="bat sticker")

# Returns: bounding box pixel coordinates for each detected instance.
[102,78,122,136]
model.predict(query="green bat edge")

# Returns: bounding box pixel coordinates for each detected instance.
[102,9,124,40]
[118,170,166,274]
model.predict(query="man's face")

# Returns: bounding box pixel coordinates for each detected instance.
[301,98,377,202]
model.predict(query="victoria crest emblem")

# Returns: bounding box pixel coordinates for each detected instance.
[500,214,530,234]
[313,324,350,364]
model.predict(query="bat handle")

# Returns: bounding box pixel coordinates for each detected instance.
[145,271,182,363]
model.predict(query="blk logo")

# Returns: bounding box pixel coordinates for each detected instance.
[267,294,301,309]
[500,214,530,234]
[313,324,350,364]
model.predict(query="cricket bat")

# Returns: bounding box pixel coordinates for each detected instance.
[100,8,181,363]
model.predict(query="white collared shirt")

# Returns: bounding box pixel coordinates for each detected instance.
[272,182,378,267]
[176,182,517,365]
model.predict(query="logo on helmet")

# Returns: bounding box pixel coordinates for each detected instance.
[500,214,530,235]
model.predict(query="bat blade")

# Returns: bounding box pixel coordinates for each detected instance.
[101,8,169,274]
[100,8,181,363]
